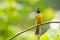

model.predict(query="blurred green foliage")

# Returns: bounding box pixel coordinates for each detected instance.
[40,29,60,40]
[0,0,58,40]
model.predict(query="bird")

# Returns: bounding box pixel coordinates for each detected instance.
[35,8,43,35]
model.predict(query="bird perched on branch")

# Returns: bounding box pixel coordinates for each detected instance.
[35,8,43,35]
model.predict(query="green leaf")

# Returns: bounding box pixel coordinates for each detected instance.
[40,29,60,40]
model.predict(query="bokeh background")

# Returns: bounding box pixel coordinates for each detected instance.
[0,0,60,40]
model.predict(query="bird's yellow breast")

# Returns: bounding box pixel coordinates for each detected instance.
[36,13,43,24]
[36,13,43,19]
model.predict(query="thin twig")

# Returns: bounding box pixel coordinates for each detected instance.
[8,21,60,40]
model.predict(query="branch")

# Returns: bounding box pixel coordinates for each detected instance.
[8,21,60,40]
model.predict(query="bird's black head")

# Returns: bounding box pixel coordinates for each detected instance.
[36,8,40,13]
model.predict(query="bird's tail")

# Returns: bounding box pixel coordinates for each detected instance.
[35,26,40,35]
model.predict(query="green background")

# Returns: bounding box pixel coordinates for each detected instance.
[0,0,59,40]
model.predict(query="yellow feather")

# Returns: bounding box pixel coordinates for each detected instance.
[36,13,43,24]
